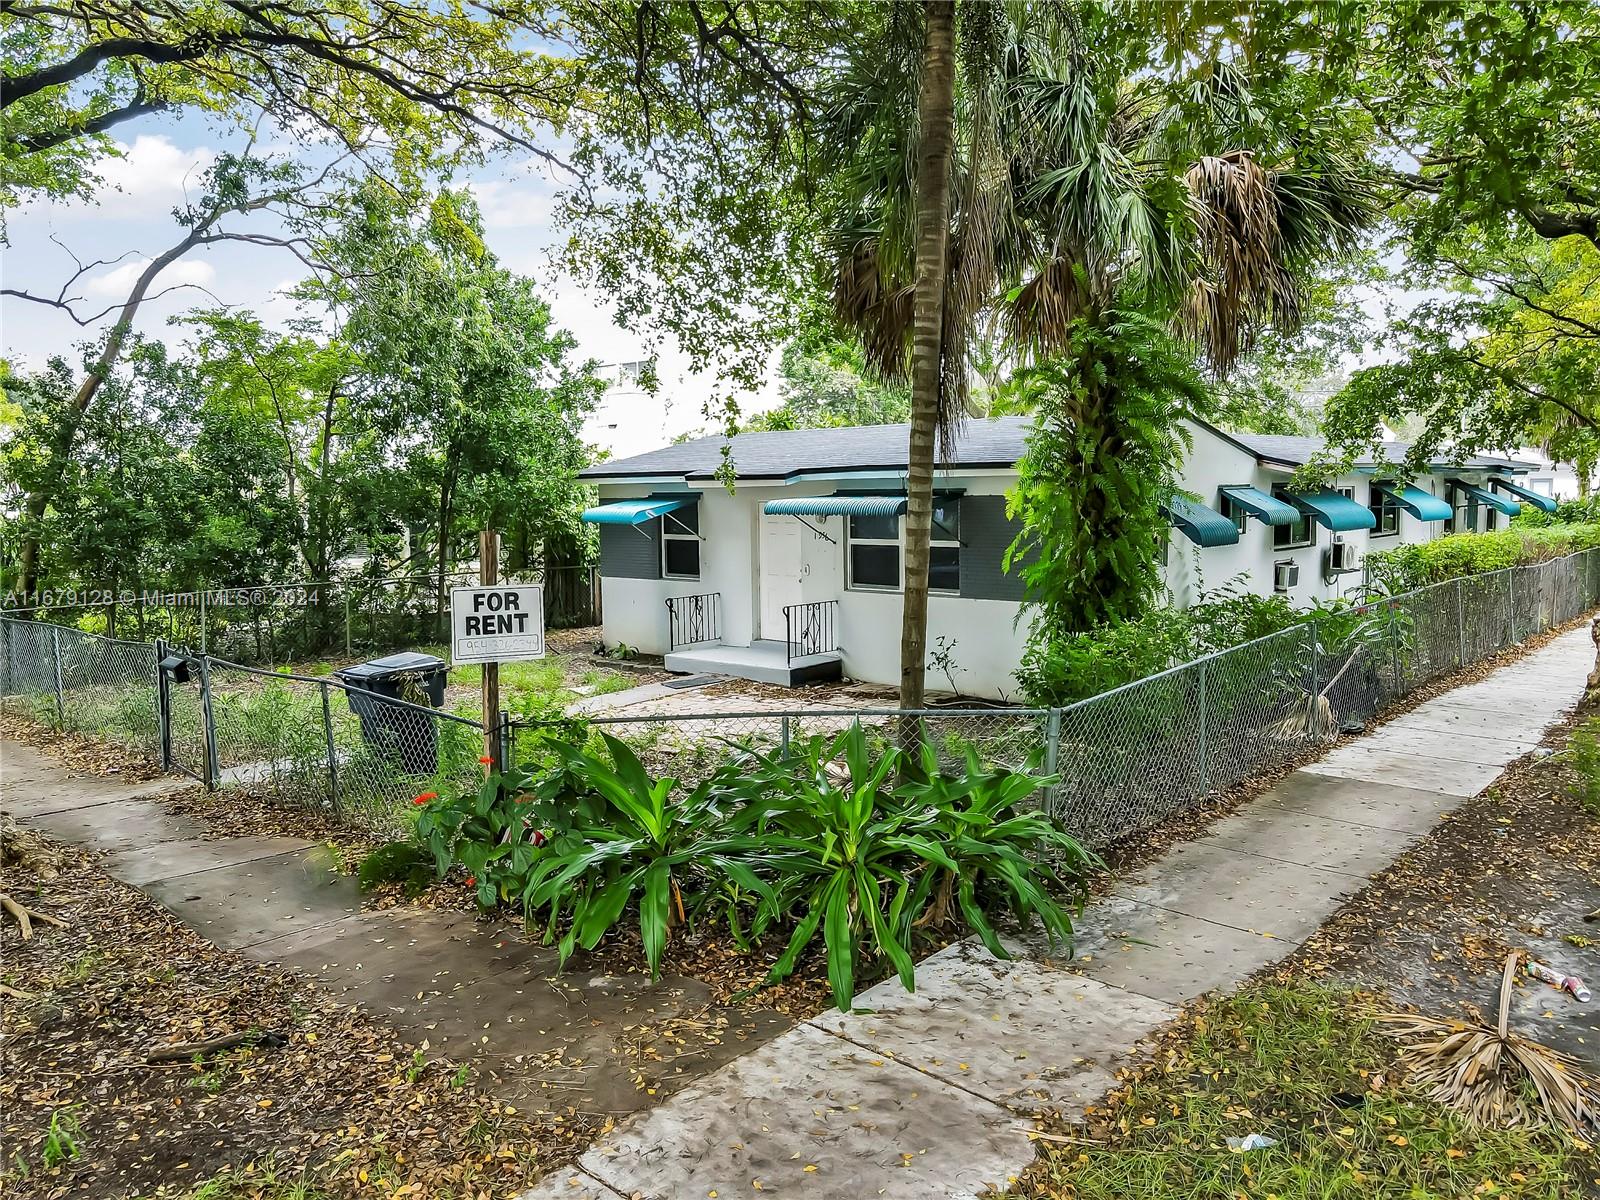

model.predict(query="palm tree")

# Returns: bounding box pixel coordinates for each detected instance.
[825,9,1377,671]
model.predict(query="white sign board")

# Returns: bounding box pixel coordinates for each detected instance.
[450,585,545,665]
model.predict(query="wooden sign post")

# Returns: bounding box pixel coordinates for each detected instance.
[479,529,500,773]
[450,530,544,777]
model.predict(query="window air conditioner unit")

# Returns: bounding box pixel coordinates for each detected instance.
[1273,560,1299,593]
[1327,539,1359,575]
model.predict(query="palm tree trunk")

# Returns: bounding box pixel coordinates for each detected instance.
[899,0,957,716]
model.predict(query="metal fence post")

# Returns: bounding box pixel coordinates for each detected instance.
[1506,570,1516,646]
[320,681,341,814]
[154,637,172,771]
[1307,619,1320,702]
[344,589,353,656]
[199,589,208,654]
[1043,706,1062,817]
[496,710,512,772]
[780,714,791,755]
[1456,578,1468,666]
[1389,601,1403,695]
[197,654,220,791]
[1196,658,1209,794]
[50,626,65,728]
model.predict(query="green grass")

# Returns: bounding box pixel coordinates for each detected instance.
[1017,984,1586,1199]
[145,1163,331,1200]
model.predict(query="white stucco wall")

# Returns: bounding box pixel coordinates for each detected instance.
[592,432,1531,694]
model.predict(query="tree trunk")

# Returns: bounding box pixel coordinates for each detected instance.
[899,0,957,716]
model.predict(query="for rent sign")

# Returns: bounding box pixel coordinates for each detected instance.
[450,585,545,665]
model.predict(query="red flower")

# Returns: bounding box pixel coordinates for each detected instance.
[465,876,476,887]
[413,792,438,806]
[479,755,494,765]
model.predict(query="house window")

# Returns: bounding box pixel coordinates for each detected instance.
[661,507,700,579]
[929,497,961,593]
[847,512,900,590]
[1369,483,1400,537]
[845,498,962,593]
[1271,486,1314,550]
[1217,492,1248,534]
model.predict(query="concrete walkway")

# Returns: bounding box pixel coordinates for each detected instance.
[520,626,1592,1200]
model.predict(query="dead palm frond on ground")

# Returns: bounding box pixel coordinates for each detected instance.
[1375,952,1599,1133]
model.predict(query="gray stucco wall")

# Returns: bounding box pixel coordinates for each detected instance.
[598,521,661,580]
[959,495,1027,602]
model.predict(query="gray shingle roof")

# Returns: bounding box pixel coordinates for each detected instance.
[1220,428,1535,472]
[581,415,1536,482]
[580,417,1034,481]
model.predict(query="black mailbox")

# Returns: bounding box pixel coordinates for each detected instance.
[160,654,194,684]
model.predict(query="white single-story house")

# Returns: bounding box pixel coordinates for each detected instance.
[578,418,1549,699]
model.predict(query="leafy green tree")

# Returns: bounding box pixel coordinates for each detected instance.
[1,0,575,205]
[1318,233,1600,482]
[738,340,910,432]
[305,186,603,609]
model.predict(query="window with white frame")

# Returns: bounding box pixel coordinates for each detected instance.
[846,498,962,593]
[1369,483,1400,537]
[1271,486,1315,550]
[1217,491,1248,534]
[661,507,700,579]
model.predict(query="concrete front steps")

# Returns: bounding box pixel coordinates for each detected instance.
[520,625,1592,1200]
[663,638,842,686]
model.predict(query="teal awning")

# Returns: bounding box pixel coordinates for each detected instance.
[1161,495,1240,547]
[1372,481,1453,522]
[1490,476,1558,514]
[1217,484,1300,526]
[1451,479,1520,517]
[1284,488,1377,532]
[581,496,697,525]
[764,494,907,517]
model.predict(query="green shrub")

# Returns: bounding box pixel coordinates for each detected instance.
[729,725,1094,1008]
[396,723,1095,1011]
[1365,523,1600,592]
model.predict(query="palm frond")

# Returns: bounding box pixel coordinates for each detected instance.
[1375,953,1600,1133]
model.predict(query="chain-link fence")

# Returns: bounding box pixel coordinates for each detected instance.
[509,548,1600,850]
[1,620,490,836]
[2,566,601,667]
[5,549,1598,847]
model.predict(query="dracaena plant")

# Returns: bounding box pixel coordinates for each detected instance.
[520,733,767,976]
[896,742,1095,958]
[732,724,1095,1010]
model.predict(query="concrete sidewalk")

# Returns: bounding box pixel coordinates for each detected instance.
[520,626,1592,1200]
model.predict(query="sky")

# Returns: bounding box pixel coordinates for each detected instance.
[0,114,780,457]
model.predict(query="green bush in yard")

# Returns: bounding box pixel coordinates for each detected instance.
[367,722,1096,1010]
[1365,522,1600,592]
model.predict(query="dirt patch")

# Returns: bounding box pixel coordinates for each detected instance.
[0,824,597,1200]
[1269,699,1600,1064]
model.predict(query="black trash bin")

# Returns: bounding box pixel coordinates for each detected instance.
[333,651,449,774]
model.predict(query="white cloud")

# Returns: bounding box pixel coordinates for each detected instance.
[468,178,554,230]
[17,135,218,224]
[84,256,215,298]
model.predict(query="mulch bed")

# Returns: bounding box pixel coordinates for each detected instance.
[0,825,599,1200]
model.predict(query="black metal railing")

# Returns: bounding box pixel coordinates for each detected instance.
[783,600,838,662]
[666,592,721,652]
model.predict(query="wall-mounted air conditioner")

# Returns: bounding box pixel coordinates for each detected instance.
[1273,560,1299,593]
[1326,539,1359,575]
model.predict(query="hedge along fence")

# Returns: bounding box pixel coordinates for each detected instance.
[4,548,1599,847]
[1364,521,1600,593]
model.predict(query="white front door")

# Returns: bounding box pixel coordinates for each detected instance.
[760,515,805,640]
